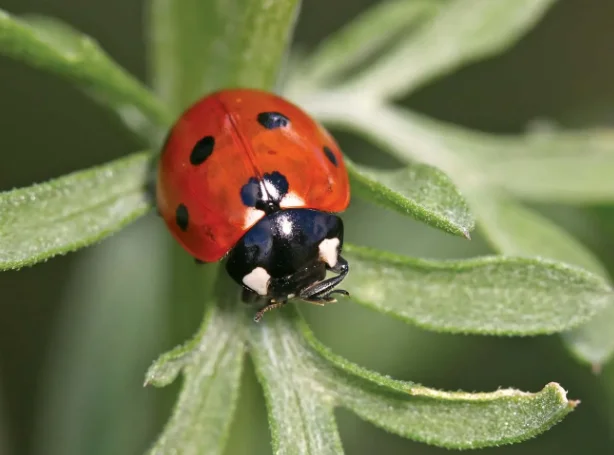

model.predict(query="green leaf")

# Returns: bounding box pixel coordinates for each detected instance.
[147,0,301,113]
[250,307,576,451]
[288,0,443,89]
[470,191,609,277]
[347,159,474,238]
[32,218,170,455]
[0,152,152,271]
[145,275,246,455]
[341,243,611,335]
[469,190,614,367]
[563,303,614,371]
[479,129,614,203]
[250,313,345,455]
[343,0,556,99]
[0,10,170,139]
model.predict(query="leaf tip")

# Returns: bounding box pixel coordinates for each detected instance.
[568,399,581,409]
[144,358,183,388]
[544,382,578,409]
[591,362,602,375]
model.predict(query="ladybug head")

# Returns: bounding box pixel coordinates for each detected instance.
[225,208,349,318]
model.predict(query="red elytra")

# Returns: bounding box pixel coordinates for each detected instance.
[156,88,351,320]
[156,88,350,262]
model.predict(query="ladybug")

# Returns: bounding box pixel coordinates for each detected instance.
[156,88,351,321]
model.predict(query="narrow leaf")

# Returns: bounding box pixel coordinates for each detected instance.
[343,0,556,99]
[145,276,247,455]
[148,0,301,113]
[469,190,614,365]
[253,308,576,450]
[470,191,609,277]
[249,314,344,455]
[290,0,443,87]
[342,243,611,335]
[0,10,170,138]
[0,152,152,270]
[481,130,614,203]
[563,303,614,371]
[32,218,169,455]
[347,159,473,238]
[338,378,574,449]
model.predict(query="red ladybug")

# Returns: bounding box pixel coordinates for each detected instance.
[156,88,351,320]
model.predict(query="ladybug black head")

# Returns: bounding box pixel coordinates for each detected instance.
[225,208,349,320]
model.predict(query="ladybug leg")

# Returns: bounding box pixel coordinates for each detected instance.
[194,258,205,265]
[299,255,350,303]
[253,299,287,322]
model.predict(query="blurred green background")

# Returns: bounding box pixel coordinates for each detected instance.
[1,0,614,454]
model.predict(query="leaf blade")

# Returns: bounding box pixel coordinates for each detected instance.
[470,190,609,277]
[347,159,474,238]
[289,0,444,88]
[145,280,246,455]
[342,243,611,335]
[563,303,614,370]
[148,0,301,113]
[249,313,344,455]
[481,130,614,203]
[0,152,152,271]
[0,10,170,139]
[259,308,576,450]
[343,0,556,99]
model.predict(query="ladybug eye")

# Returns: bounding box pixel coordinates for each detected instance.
[257,112,290,129]
[190,135,215,165]
[322,146,338,167]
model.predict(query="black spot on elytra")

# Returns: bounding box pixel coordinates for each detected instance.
[190,135,215,165]
[323,146,338,167]
[257,112,290,129]
[176,204,189,231]
[240,172,289,213]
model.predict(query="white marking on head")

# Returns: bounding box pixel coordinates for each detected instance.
[319,237,340,268]
[280,216,293,235]
[280,192,306,208]
[243,207,265,229]
[242,267,271,296]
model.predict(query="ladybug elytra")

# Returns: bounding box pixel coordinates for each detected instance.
[156,89,350,320]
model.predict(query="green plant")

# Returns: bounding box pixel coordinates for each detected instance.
[1,0,613,453]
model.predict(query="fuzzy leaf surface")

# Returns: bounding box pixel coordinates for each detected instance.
[249,307,577,451]
[0,152,152,270]
[148,0,300,113]
[347,159,474,238]
[344,0,556,98]
[0,10,169,138]
[341,243,611,335]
